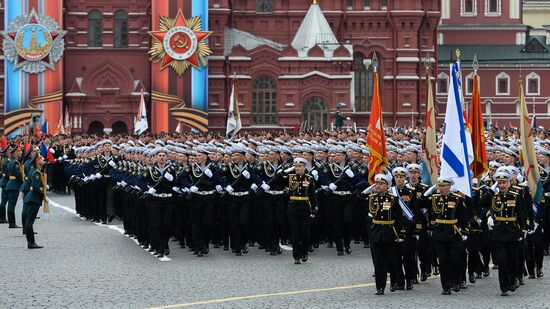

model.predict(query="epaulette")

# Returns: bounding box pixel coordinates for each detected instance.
[432,193,441,197]
[452,193,462,198]
[419,183,428,188]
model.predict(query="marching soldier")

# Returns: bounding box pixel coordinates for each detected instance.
[22,152,47,249]
[0,145,10,224]
[419,177,469,295]
[281,157,317,264]
[6,145,23,228]
[481,171,529,296]
[366,173,404,295]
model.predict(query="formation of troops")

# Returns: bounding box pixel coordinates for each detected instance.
[1,127,550,296]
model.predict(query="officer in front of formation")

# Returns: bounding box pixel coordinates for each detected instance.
[281,157,317,265]
[481,171,529,296]
[366,173,404,295]
[22,152,47,249]
[419,177,469,295]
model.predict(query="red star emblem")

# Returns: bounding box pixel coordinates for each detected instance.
[149,9,212,71]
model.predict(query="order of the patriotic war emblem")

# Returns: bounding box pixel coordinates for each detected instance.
[148,9,213,76]
[2,8,67,74]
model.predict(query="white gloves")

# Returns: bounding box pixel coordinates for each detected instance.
[190,186,199,193]
[108,160,116,167]
[423,185,437,196]
[225,185,234,194]
[462,235,468,241]
[362,184,375,195]
[251,183,258,191]
[164,172,174,181]
[311,170,319,180]
[204,168,213,178]
[487,217,494,231]
[182,187,190,193]
[261,183,270,191]
[63,155,68,160]
[95,173,102,179]
[329,183,337,191]
[242,170,250,179]
[491,182,499,193]
[345,169,354,178]
[528,222,539,235]
[83,176,89,182]
[50,148,55,154]
[284,166,295,174]
[147,187,156,195]
[215,185,223,193]
[120,181,127,187]
[321,185,329,191]
[172,187,181,193]
[89,175,96,181]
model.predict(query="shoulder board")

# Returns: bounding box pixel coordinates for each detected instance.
[509,190,519,195]
[388,192,397,198]
[419,183,428,188]
[452,193,462,198]
[432,194,441,197]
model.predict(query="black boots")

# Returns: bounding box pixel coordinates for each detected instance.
[7,212,20,228]
[0,207,7,224]
[26,227,43,249]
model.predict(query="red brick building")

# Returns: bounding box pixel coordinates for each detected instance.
[0,0,441,134]
[437,0,550,127]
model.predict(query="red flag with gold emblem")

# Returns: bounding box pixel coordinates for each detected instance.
[469,73,487,179]
[366,71,388,184]
[423,72,439,185]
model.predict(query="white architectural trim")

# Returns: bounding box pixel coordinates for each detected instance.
[396,57,420,62]
[465,72,475,95]
[460,0,477,16]
[278,56,353,61]
[228,56,252,61]
[396,76,420,80]
[279,71,352,80]
[484,0,502,16]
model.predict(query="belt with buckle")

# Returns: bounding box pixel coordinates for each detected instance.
[290,196,309,201]
[496,216,517,222]
[153,193,172,198]
[104,175,111,178]
[9,176,16,180]
[196,190,215,195]
[373,219,395,225]
[332,191,351,196]
[230,191,249,197]
[435,219,458,224]
[266,190,285,195]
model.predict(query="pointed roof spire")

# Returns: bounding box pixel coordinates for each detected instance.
[291,1,339,58]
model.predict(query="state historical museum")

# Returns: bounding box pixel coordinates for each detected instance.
[0,0,441,134]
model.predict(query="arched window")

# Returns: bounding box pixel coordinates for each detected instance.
[303,97,328,131]
[526,72,540,96]
[252,76,277,125]
[114,10,128,48]
[354,54,374,112]
[437,72,449,95]
[88,10,103,47]
[495,72,510,96]
[256,0,273,13]
[88,120,104,135]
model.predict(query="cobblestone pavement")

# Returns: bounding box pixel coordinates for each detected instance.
[1,193,549,309]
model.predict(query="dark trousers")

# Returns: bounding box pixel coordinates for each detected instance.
[327,195,353,252]
[190,195,216,253]
[23,201,41,229]
[417,232,433,275]
[6,190,19,225]
[263,195,287,251]
[148,197,173,253]
[526,234,545,276]
[0,186,6,221]
[398,236,418,285]
[227,197,250,253]
[492,241,519,292]
[288,214,310,260]
[467,233,483,276]
[432,240,462,291]
[371,242,400,291]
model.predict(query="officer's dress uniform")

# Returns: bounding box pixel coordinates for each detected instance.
[366,189,404,294]
[23,164,45,248]
[526,193,547,278]
[283,171,317,263]
[420,191,469,294]
[392,184,418,289]
[408,181,432,279]
[6,155,23,228]
[480,187,528,295]
[172,163,192,249]
[0,151,9,223]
